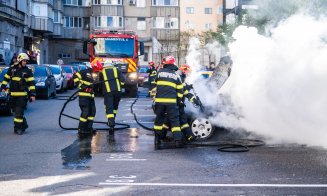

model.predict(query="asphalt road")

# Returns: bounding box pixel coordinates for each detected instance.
[1,88,327,195]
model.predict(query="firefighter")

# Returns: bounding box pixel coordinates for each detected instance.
[73,60,102,138]
[153,56,184,148]
[0,53,36,135]
[146,61,157,97]
[162,64,200,142]
[99,65,125,139]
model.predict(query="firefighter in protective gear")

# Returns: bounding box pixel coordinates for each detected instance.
[99,65,125,138]
[1,53,36,135]
[153,56,184,148]
[73,60,101,138]
[147,61,157,97]
[161,64,200,142]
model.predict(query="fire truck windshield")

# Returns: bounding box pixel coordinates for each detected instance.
[94,37,134,58]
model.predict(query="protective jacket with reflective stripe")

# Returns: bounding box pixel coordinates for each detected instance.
[73,68,94,97]
[99,67,125,93]
[147,67,157,84]
[154,64,183,105]
[0,65,35,97]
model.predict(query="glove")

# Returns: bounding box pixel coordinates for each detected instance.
[192,98,200,107]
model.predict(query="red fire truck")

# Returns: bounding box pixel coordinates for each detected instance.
[83,30,144,97]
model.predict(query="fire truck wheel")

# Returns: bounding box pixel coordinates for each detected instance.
[191,118,214,141]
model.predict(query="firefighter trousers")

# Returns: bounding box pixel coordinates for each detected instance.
[104,91,121,128]
[78,96,96,133]
[153,104,183,140]
[9,96,28,132]
[162,106,195,141]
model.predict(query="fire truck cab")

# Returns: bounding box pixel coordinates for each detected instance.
[83,29,144,97]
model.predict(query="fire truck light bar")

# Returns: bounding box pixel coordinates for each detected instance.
[93,29,136,36]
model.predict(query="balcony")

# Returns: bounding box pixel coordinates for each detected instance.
[151,29,179,41]
[33,0,54,7]
[61,28,89,40]
[52,23,62,36]
[31,17,54,32]
[150,6,179,17]
[63,6,91,17]
[0,3,25,25]
[92,5,123,16]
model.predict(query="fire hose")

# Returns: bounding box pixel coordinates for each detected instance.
[130,90,265,152]
[58,80,130,131]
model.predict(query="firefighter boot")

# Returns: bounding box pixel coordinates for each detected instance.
[154,132,162,150]
[107,127,115,142]
[22,117,28,131]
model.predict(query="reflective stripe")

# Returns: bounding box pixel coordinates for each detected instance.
[106,114,114,118]
[156,81,176,88]
[113,68,121,91]
[155,98,176,103]
[88,117,94,120]
[171,127,181,132]
[162,124,169,129]
[181,123,189,130]
[153,125,163,130]
[113,68,118,78]
[78,92,94,97]
[26,77,35,82]
[113,110,117,114]
[1,81,8,85]
[80,117,87,122]
[14,118,23,123]
[176,84,183,89]
[11,92,27,96]
[151,81,156,84]
[4,74,10,79]
[116,79,121,91]
[121,82,124,86]
[184,90,189,95]
[29,86,35,90]
[12,77,21,81]
[74,78,79,83]
[177,93,183,98]
[190,96,195,102]
[188,136,193,141]
[76,72,82,79]
[81,80,92,86]
[102,69,111,92]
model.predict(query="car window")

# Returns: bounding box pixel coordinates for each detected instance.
[139,67,148,73]
[62,66,73,73]
[34,67,47,77]
[50,66,61,75]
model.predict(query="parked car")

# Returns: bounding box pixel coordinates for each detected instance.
[78,64,87,70]
[0,68,12,115]
[30,65,56,99]
[47,64,68,92]
[61,65,75,89]
[138,66,149,87]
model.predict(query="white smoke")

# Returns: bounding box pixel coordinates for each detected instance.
[214,13,327,147]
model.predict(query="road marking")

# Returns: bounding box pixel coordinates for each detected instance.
[102,175,137,183]
[126,113,156,117]
[98,183,327,188]
[106,159,147,161]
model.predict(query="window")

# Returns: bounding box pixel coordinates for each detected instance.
[153,17,164,28]
[83,17,90,29]
[137,17,146,30]
[186,7,194,14]
[53,11,59,23]
[64,17,82,28]
[107,0,112,4]
[205,23,212,30]
[95,16,101,27]
[205,8,212,14]
[152,0,178,6]
[107,17,113,27]
[61,54,71,58]
[34,5,40,16]
[136,0,146,7]
[119,17,123,27]
[64,0,81,5]
[94,0,101,4]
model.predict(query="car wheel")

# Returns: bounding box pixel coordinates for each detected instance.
[191,118,214,141]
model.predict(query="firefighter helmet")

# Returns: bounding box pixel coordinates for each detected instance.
[149,61,155,66]
[162,56,175,65]
[91,60,103,72]
[17,53,29,63]
[179,64,191,74]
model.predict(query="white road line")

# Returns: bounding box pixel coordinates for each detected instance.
[106,159,147,161]
[98,183,327,188]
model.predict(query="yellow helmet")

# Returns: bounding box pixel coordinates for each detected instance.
[17,53,29,63]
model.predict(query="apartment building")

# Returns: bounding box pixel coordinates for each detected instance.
[180,0,223,33]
